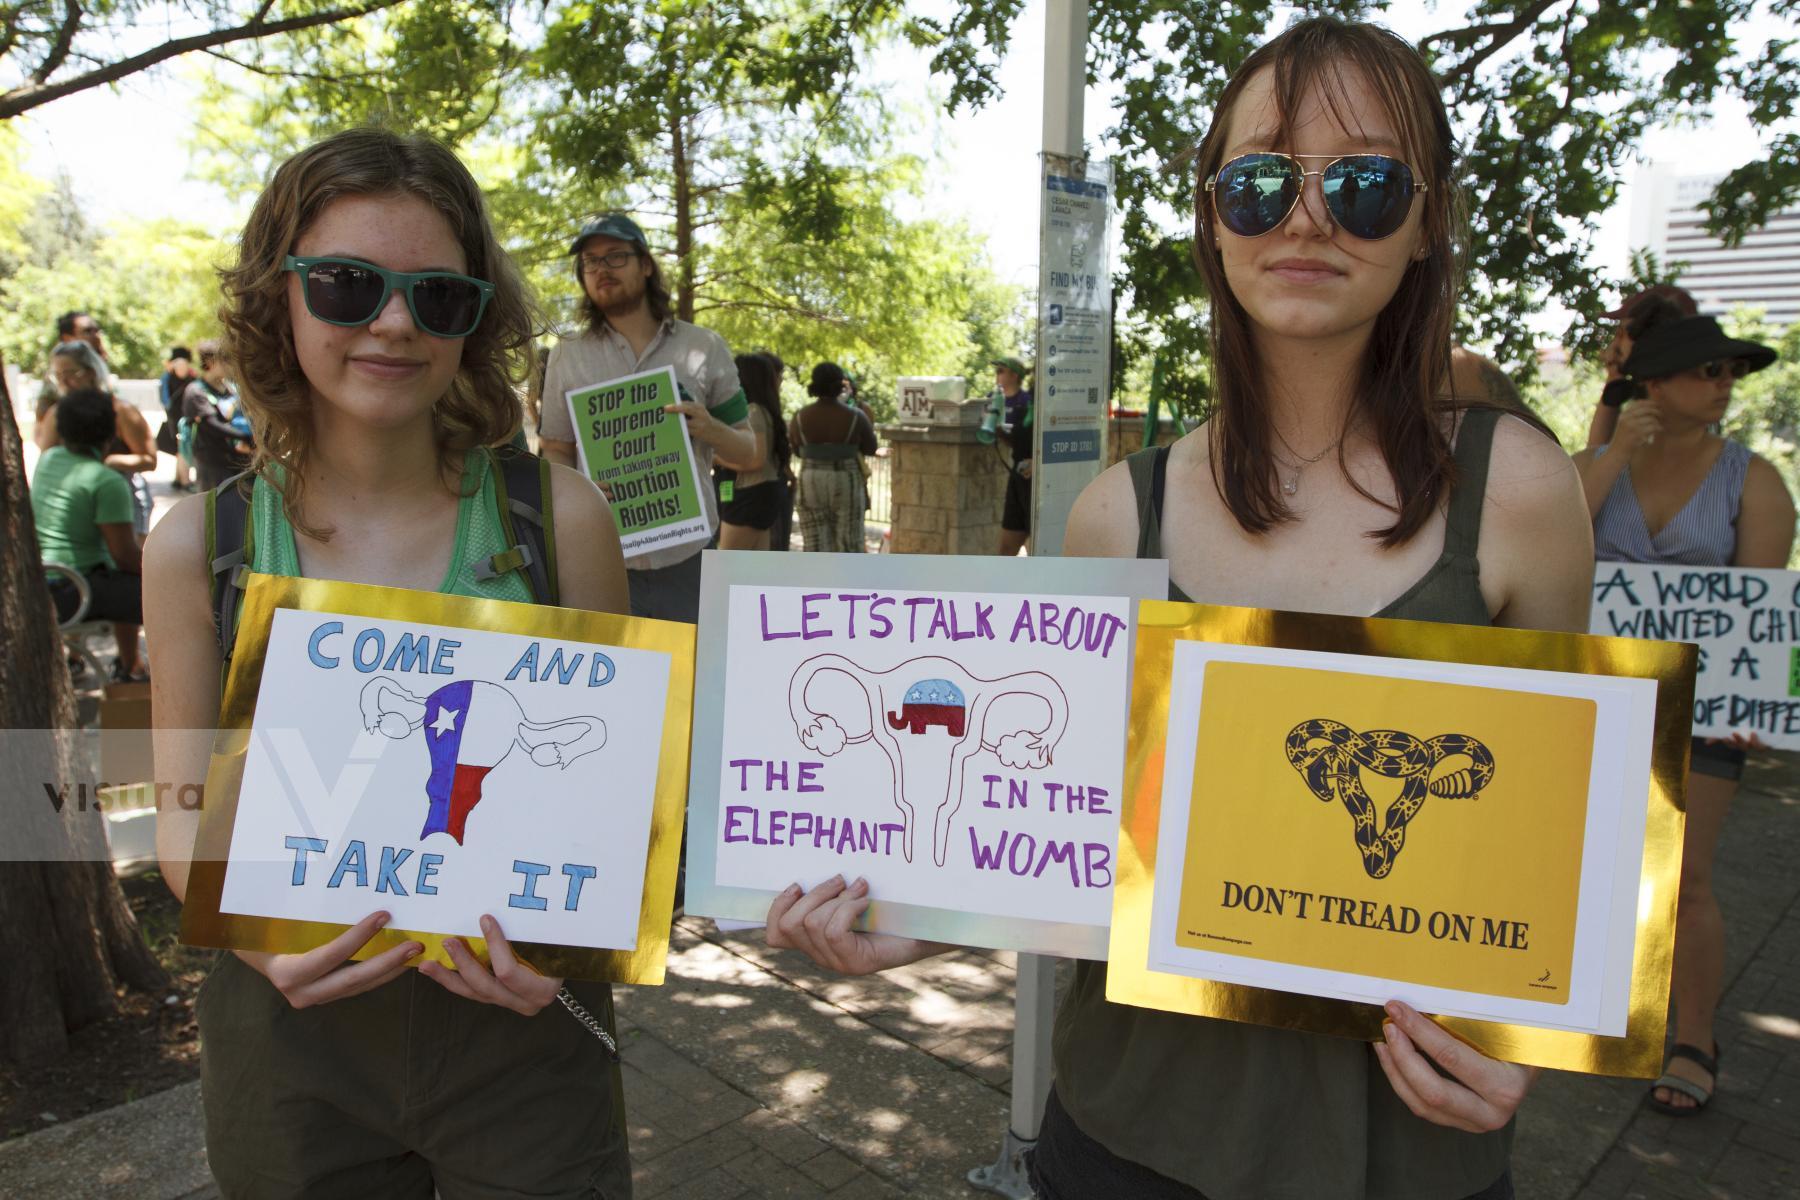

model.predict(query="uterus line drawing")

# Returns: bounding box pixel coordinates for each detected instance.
[787,655,1070,866]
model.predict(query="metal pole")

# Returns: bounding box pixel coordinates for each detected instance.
[970,4,1088,1196]
[1041,0,1086,159]
[968,954,1060,1197]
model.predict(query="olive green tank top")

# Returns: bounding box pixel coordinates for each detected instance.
[247,451,535,605]
[1053,406,1510,1199]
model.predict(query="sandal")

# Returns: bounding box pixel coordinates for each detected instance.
[1647,1042,1719,1116]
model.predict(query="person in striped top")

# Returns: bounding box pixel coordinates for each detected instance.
[1573,297,1793,1116]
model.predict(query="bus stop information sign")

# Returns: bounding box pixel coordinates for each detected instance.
[1032,159,1113,556]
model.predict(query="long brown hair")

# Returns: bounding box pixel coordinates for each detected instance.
[1192,17,1463,548]
[220,127,537,538]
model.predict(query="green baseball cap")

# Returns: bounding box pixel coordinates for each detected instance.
[570,213,648,255]
[991,355,1029,379]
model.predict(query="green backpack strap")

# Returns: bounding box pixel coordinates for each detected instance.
[205,471,256,672]
[484,446,559,606]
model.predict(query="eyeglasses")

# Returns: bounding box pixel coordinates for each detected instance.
[579,249,638,274]
[1206,153,1427,242]
[1695,359,1749,381]
[282,255,494,339]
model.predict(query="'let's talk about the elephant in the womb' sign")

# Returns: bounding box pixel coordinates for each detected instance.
[686,552,1168,957]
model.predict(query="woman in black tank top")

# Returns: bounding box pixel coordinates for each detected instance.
[758,18,1593,1200]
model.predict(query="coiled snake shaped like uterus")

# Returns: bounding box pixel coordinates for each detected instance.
[1284,719,1495,878]
[788,655,1070,867]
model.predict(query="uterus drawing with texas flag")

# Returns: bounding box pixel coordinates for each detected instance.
[359,677,609,844]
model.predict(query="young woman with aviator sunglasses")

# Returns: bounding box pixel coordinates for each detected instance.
[144,128,633,1197]
[1574,299,1793,1119]
[762,19,1593,1198]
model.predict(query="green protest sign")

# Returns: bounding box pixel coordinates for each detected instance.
[566,365,711,557]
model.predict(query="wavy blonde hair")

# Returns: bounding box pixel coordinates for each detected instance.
[220,127,537,538]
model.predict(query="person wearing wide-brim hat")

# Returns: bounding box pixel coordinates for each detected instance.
[1584,284,1699,448]
[1573,298,1794,1117]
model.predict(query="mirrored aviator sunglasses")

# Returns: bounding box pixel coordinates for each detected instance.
[1207,153,1426,241]
[282,255,495,339]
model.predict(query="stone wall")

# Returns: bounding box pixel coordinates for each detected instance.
[881,423,1008,555]
[1106,413,1184,466]
[879,414,1186,555]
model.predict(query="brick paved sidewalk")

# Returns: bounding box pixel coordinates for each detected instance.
[3,754,1798,1197]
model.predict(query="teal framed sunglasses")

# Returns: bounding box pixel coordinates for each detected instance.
[282,255,494,338]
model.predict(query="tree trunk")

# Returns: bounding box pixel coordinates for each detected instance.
[0,355,169,1068]
[672,110,696,323]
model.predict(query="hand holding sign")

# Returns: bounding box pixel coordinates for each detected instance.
[236,910,423,1009]
[765,876,946,976]
[1375,1000,1536,1133]
[664,399,739,453]
[419,914,561,1015]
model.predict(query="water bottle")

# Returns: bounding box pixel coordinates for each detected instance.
[976,389,1004,445]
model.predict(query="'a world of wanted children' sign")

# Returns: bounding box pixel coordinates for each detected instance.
[1592,563,1800,748]
[685,554,1167,957]
[567,365,711,557]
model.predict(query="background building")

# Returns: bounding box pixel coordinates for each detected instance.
[1630,164,1800,328]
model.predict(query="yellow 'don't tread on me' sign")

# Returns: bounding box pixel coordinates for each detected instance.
[1176,661,1596,1004]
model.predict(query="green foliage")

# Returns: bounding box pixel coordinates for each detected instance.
[180,0,1030,416]
[24,0,1790,431]
[921,0,1798,414]
[693,181,1028,419]
[0,125,46,271]
[1517,354,1607,452]
[1719,311,1800,513]
[0,192,231,378]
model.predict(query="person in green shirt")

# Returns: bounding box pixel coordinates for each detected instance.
[144,127,633,1198]
[33,387,146,681]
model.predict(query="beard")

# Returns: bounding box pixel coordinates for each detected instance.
[589,270,649,320]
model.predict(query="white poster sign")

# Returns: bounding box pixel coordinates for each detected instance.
[217,608,674,951]
[1592,562,1800,747]
[687,551,1167,957]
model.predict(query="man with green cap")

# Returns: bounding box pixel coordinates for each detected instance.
[993,355,1034,556]
[538,212,759,622]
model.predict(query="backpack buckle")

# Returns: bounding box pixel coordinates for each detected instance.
[476,544,534,582]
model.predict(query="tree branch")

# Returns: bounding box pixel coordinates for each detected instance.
[203,46,382,87]
[1424,0,1563,86]
[0,5,27,64]
[1,0,406,119]
[30,0,82,85]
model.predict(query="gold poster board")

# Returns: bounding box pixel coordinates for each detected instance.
[181,573,695,985]
[1108,601,1695,1078]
